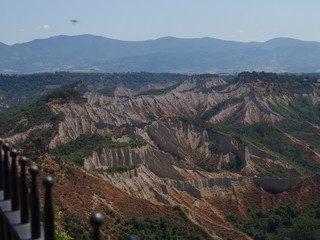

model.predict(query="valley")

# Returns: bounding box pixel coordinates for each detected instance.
[0,72,320,239]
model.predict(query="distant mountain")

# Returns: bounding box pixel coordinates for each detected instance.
[1,35,320,73]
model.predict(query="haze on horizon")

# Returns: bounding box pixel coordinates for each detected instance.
[1,0,320,45]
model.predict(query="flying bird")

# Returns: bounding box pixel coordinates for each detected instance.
[70,19,79,23]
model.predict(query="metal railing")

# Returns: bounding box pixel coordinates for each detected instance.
[0,138,139,240]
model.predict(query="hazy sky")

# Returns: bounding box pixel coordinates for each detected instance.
[1,0,320,45]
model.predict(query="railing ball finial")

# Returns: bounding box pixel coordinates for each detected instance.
[90,212,104,240]
[29,165,39,176]
[19,155,29,166]
[43,176,54,187]
[10,148,18,158]
[90,212,104,226]
[2,142,10,151]
[90,213,104,227]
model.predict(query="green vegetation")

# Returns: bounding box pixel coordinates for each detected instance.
[0,85,81,138]
[98,85,116,97]
[269,101,298,120]
[192,150,215,173]
[138,82,183,96]
[0,72,187,109]
[96,72,186,91]
[178,117,319,176]
[147,114,156,122]
[223,155,242,173]
[251,159,292,178]
[270,97,320,155]
[225,214,239,223]
[301,135,320,154]
[235,123,319,175]
[64,213,90,240]
[40,206,73,240]
[222,109,244,126]
[0,102,61,138]
[276,120,320,135]
[194,73,219,78]
[238,200,320,240]
[39,85,83,103]
[235,71,316,84]
[208,141,219,153]
[275,120,320,154]
[192,143,240,173]
[119,207,209,240]
[201,97,243,121]
[55,222,73,240]
[51,134,146,165]
[270,97,320,125]
[101,204,209,240]
[120,216,181,240]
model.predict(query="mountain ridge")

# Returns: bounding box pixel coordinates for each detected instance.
[4,35,319,47]
[2,34,320,73]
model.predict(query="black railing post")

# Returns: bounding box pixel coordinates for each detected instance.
[0,138,3,191]
[0,139,3,240]
[19,156,29,224]
[90,213,104,240]
[44,176,55,240]
[3,143,11,200]
[0,138,145,240]
[10,149,19,211]
[29,165,41,239]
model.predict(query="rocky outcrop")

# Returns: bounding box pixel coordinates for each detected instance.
[38,155,320,240]
[84,145,186,180]
[83,118,300,180]
[4,75,320,240]
[49,76,320,149]
[5,123,52,145]
[82,118,303,209]
[87,158,310,239]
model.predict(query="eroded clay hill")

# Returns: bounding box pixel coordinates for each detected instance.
[3,73,320,239]
[47,74,320,148]
[38,154,320,240]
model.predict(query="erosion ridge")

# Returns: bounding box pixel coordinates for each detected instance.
[37,155,320,240]
[2,72,320,239]
[48,74,320,148]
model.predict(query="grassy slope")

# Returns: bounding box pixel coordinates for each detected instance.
[0,72,187,108]
[180,117,319,176]
[51,134,146,166]
[0,86,82,145]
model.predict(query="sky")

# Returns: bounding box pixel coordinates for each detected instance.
[1,0,320,45]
